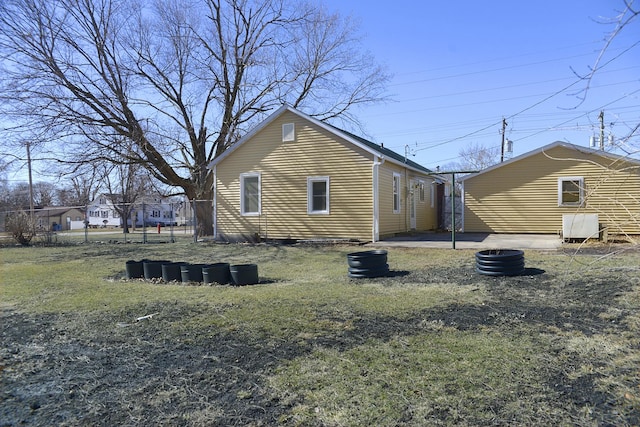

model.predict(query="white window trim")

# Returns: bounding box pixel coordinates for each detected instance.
[282,123,295,142]
[307,176,330,214]
[240,172,261,216]
[558,176,584,207]
[393,173,401,214]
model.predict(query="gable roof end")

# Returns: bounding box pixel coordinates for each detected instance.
[208,105,432,174]
[460,140,640,181]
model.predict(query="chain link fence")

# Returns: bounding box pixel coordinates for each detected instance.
[0,199,215,245]
[441,194,463,232]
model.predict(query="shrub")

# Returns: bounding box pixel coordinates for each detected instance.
[5,211,36,245]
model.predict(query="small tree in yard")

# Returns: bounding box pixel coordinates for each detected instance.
[6,210,35,245]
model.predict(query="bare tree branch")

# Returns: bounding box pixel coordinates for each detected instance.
[570,1,639,105]
[0,0,390,235]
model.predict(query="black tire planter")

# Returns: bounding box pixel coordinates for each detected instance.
[143,260,167,280]
[347,250,389,278]
[161,262,184,282]
[347,250,388,268]
[180,263,207,283]
[348,264,390,278]
[475,249,525,276]
[125,260,144,279]
[203,263,231,284]
[230,264,259,285]
[476,250,524,262]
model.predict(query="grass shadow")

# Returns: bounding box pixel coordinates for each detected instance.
[522,267,545,276]
[386,270,411,278]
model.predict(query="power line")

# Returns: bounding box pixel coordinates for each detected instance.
[377,79,639,123]
[394,40,603,76]
[399,66,640,104]
[378,104,640,143]
[413,41,640,153]
[514,88,640,143]
[390,51,599,87]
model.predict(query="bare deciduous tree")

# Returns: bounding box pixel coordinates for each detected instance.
[57,166,101,207]
[0,181,58,210]
[0,0,390,236]
[98,138,158,233]
[32,182,57,207]
[456,143,501,171]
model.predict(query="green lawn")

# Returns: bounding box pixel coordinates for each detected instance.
[1,242,639,426]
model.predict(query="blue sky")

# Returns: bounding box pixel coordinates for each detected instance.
[323,0,640,170]
[4,0,638,183]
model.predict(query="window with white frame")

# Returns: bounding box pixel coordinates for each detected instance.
[418,180,425,202]
[282,123,295,142]
[558,177,584,206]
[241,173,261,215]
[393,173,401,213]
[307,176,330,214]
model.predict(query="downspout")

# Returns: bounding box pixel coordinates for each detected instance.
[372,156,384,242]
[213,164,218,239]
[405,169,410,232]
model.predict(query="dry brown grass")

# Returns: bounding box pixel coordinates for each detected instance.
[1,242,639,425]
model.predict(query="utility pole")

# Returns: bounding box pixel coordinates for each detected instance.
[598,110,605,151]
[500,118,507,162]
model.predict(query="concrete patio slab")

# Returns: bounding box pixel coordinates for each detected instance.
[371,232,562,250]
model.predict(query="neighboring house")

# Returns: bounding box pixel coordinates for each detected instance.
[35,207,86,231]
[461,141,640,237]
[210,105,439,242]
[136,197,179,227]
[87,194,179,228]
[173,197,194,226]
[87,194,127,228]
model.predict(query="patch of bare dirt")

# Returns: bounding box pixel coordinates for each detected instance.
[0,304,303,426]
[2,263,639,426]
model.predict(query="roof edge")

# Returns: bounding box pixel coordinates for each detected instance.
[209,105,432,175]
[460,140,640,181]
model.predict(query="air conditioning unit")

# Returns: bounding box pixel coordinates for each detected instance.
[562,214,599,240]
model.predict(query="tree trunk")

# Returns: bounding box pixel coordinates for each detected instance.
[191,191,214,238]
[195,201,214,238]
[122,219,130,234]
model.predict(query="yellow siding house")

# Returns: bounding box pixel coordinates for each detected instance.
[210,106,438,242]
[462,141,640,237]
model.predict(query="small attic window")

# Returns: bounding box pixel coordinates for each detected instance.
[282,123,295,142]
